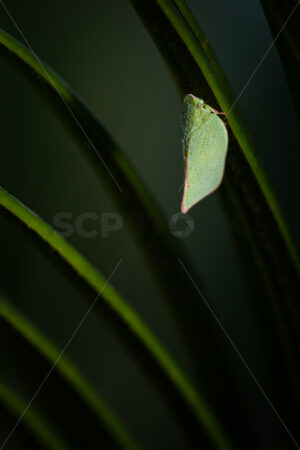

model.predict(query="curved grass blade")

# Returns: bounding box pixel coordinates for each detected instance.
[0,186,232,450]
[0,380,70,450]
[0,294,140,450]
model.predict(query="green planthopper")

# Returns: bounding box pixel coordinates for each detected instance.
[181,94,228,213]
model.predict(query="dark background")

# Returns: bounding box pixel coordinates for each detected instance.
[0,1,299,449]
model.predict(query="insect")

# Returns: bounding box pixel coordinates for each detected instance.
[181,94,228,213]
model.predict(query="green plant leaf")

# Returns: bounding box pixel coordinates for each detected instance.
[0,294,140,450]
[0,186,232,450]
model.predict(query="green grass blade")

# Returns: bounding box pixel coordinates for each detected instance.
[0,380,70,450]
[0,295,140,450]
[0,186,232,450]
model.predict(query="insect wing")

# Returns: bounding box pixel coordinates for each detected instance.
[181,112,228,213]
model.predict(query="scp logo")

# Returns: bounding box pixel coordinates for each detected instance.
[168,212,194,238]
[52,212,123,238]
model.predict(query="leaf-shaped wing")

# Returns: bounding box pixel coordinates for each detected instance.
[181,112,228,213]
